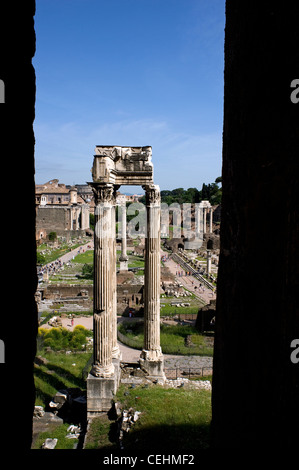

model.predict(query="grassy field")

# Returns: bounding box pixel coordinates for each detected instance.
[34,350,91,407]
[85,384,211,451]
[32,343,92,449]
[74,250,93,264]
[34,326,93,406]
[37,239,91,265]
[118,322,214,356]
[33,326,212,450]
[85,385,211,454]
[32,422,81,450]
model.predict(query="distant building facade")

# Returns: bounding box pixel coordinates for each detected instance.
[35,179,90,242]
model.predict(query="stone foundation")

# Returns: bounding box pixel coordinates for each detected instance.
[139,354,166,383]
[87,373,117,416]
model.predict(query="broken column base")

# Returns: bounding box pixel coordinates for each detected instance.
[119,259,128,271]
[139,354,166,384]
[87,361,121,417]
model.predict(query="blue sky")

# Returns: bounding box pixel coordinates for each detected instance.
[34,0,225,192]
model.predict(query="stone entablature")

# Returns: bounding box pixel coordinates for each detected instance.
[91,145,153,186]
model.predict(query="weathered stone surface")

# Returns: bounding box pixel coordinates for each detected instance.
[212,2,299,449]
[91,146,153,186]
[33,406,45,418]
[41,438,58,449]
[87,374,117,415]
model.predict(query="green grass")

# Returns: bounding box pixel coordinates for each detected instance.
[84,385,212,451]
[35,326,93,407]
[116,253,145,270]
[114,384,211,451]
[34,350,91,407]
[84,414,118,450]
[37,242,86,265]
[118,322,213,356]
[160,304,201,316]
[74,251,93,264]
[33,346,212,450]
[32,422,80,450]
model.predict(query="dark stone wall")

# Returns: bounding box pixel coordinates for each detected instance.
[36,205,71,232]
[212,1,299,449]
[0,1,37,452]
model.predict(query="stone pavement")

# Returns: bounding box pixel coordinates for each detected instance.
[162,252,216,305]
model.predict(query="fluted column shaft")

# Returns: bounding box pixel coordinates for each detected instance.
[203,207,207,233]
[119,201,128,270]
[91,183,115,377]
[111,193,121,358]
[141,184,162,361]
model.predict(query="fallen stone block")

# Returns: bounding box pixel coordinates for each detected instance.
[41,438,58,449]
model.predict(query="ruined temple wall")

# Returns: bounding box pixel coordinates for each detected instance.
[36,205,90,237]
[36,205,71,232]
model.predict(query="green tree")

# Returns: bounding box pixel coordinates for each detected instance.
[36,252,46,265]
[48,231,57,241]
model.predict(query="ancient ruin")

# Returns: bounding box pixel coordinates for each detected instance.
[87,146,165,415]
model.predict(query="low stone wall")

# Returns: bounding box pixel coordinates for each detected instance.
[40,284,93,300]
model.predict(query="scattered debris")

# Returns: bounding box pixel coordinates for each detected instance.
[66,424,81,439]
[48,316,62,327]
[117,407,142,450]
[34,406,45,418]
[164,377,211,390]
[41,438,58,449]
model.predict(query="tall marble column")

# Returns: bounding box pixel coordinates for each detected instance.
[90,183,115,378]
[111,190,121,360]
[140,184,165,381]
[119,201,128,271]
[206,249,212,275]
[209,208,213,233]
[195,204,202,237]
[203,207,207,233]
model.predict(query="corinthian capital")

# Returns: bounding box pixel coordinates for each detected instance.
[92,183,116,205]
[143,184,160,205]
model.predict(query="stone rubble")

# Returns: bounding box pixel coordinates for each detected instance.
[47,316,62,327]
[65,424,81,439]
[33,406,45,418]
[164,377,211,390]
[114,403,142,450]
[48,390,68,411]
[41,438,58,449]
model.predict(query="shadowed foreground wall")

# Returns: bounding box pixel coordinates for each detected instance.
[0,1,37,452]
[212,1,299,448]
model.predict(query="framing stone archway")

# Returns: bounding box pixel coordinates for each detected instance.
[87,146,165,416]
